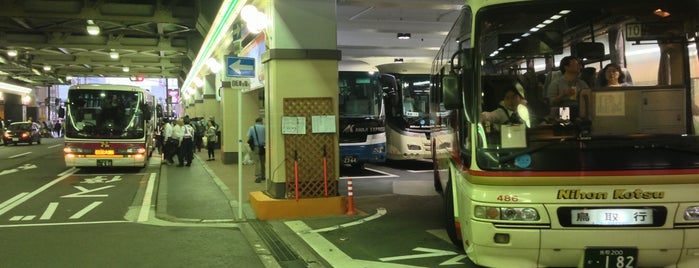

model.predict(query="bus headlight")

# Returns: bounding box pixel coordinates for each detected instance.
[685,206,699,220]
[372,146,385,153]
[474,206,540,221]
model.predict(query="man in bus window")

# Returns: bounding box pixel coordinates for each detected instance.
[546,56,589,107]
[480,87,527,132]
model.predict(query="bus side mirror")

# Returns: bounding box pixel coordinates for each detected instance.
[58,107,65,118]
[142,104,153,120]
[442,74,460,110]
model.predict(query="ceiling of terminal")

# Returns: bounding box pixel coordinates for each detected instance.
[0,0,461,88]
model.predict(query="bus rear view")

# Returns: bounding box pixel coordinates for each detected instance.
[62,84,156,168]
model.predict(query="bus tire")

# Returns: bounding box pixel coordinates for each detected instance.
[444,178,463,249]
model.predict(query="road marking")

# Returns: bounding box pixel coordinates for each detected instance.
[137,173,157,222]
[40,202,59,220]
[69,201,102,219]
[379,247,457,262]
[0,164,38,177]
[62,185,114,198]
[340,167,399,179]
[0,193,29,211]
[0,220,128,228]
[440,255,468,265]
[406,169,433,173]
[58,167,78,177]
[8,152,31,159]
[307,208,387,233]
[286,220,424,268]
[48,144,62,149]
[0,168,78,216]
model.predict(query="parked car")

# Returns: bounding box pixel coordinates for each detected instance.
[3,122,42,146]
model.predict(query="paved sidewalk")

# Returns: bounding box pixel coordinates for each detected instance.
[155,148,266,222]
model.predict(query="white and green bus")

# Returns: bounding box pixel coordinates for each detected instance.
[432,0,699,267]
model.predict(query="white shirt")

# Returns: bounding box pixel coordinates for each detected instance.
[172,124,184,142]
[163,122,173,139]
[183,124,195,139]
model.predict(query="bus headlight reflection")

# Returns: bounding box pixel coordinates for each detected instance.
[474,206,540,221]
[685,206,699,220]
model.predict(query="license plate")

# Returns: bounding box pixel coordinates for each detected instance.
[95,149,115,155]
[571,208,653,226]
[12,138,19,141]
[96,160,112,167]
[342,155,358,164]
[584,247,637,268]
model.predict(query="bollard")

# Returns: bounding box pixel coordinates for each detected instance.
[346,177,357,215]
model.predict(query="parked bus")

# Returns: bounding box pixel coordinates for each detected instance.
[338,61,396,168]
[432,0,699,267]
[377,63,434,161]
[62,84,159,168]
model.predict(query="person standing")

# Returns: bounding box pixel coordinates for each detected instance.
[181,118,195,166]
[172,118,185,167]
[193,118,204,152]
[163,118,175,165]
[205,120,218,161]
[247,117,266,183]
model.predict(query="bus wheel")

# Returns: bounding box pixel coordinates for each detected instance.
[444,178,463,249]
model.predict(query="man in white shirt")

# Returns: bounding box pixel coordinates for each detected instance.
[163,119,175,165]
[181,118,196,166]
[172,118,185,166]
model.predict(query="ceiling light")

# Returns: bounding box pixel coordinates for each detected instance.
[397,33,411,40]
[206,58,222,73]
[122,66,129,72]
[7,50,17,57]
[43,65,51,71]
[0,81,32,94]
[86,20,100,35]
[110,51,119,59]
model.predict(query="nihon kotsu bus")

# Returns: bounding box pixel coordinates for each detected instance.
[62,84,157,168]
[431,0,699,267]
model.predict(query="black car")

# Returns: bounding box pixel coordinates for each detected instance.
[3,122,42,146]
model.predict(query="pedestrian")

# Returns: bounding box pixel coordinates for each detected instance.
[53,121,62,137]
[194,118,205,152]
[163,118,176,165]
[180,118,195,166]
[172,118,185,166]
[206,120,218,161]
[247,117,266,183]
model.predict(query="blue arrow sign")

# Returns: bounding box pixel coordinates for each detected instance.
[226,56,255,78]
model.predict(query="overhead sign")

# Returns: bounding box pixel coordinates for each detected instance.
[226,56,255,78]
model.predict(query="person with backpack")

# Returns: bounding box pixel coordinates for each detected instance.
[247,117,265,183]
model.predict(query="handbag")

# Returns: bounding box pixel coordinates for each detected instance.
[247,137,254,149]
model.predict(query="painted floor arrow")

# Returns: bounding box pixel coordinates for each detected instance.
[379,247,457,262]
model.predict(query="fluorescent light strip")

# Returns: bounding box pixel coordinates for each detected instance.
[0,81,32,94]
[181,0,246,98]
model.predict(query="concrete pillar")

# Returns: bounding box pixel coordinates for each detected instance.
[262,0,340,198]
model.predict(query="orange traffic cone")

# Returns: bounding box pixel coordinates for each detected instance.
[346,177,357,215]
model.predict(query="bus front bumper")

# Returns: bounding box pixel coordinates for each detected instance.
[466,220,699,268]
[65,154,147,167]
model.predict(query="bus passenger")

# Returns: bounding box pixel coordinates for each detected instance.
[598,63,629,87]
[546,56,589,107]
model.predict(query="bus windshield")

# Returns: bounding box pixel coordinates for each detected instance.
[339,72,383,118]
[473,0,699,171]
[65,90,146,139]
[400,74,430,118]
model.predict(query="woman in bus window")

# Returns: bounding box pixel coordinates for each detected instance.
[598,63,629,87]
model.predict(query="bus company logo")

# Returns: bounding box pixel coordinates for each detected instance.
[342,124,385,133]
[100,141,110,148]
[557,189,665,200]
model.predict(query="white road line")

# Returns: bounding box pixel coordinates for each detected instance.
[406,169,433,173]
[48,144,62,149]
[0,169,78,216]
[309,208,387,233]
[8,152,31,159]
[138,173,157,222]
[0,220,128,228]
[0,192,28,210]
[69,201,102,219]
[285,220,424,268]
[40,202,59,220]
[340,167,399,179]
[58,167,78,177]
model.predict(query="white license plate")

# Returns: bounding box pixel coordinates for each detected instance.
[571,208,653,226]
[342,155,358,164]
[12,138,19,141]
[584,247,637,268]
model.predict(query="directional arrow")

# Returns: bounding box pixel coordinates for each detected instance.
[439,255,468,265]
[62,185,115,198]
[0,164,38,177]
[379,247,457,262]
[228,59,254,75]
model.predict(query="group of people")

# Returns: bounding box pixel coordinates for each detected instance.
[481,56,631,128]
[158,116,219,167]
